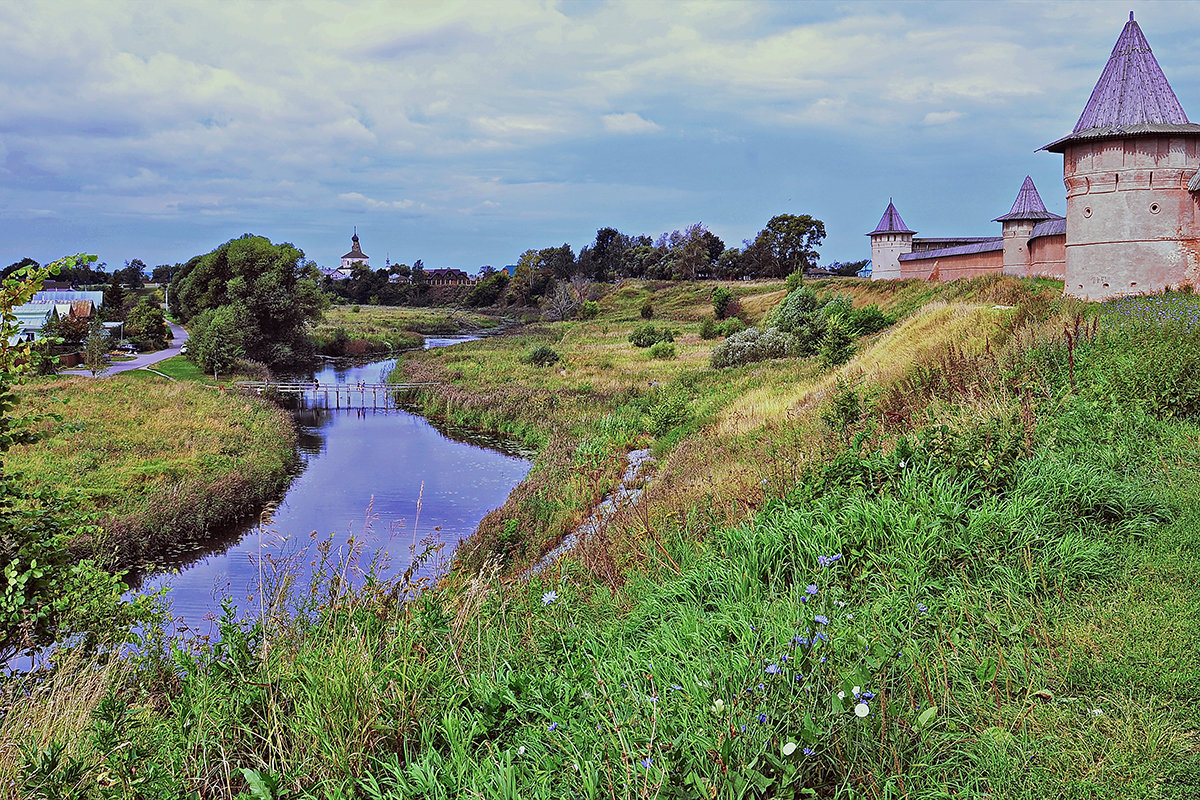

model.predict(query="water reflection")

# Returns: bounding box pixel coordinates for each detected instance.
[133,347,530,634]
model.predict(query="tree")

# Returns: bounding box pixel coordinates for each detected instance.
[170,234,327,369]
[102,274,126,321]
[150,264,175,284]
[188,305,246,378]
[125,297,170,351]
[745,214,827,278]
[115,259,146,289]
[41,314,90,349]
[84,318,110,376]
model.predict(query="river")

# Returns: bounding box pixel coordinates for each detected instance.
[135,338,531,636]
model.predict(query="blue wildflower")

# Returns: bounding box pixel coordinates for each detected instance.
[641,757,653,769]
[542,591,558,605]
[803,747,814,756]
[758,713,767,723]
[918,603,928,613]
[548,722,558,731]
[814,615,829,625]
[806,584,819,595]
[765,664,780,675]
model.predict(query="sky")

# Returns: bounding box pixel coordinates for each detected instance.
[5,0,1200,274]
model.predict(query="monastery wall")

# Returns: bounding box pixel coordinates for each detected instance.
[900,249,1003,282]
[1028,234,1066,279]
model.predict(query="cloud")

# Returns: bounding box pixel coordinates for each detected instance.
[923,111,964,126]
[602,112,660,134]
[336,193,421,212]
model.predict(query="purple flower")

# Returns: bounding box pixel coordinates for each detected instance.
[765,664,780,675]
[541,591,558,605]
[803,747,814,756]
[757,713,767,723]
[806,584,819,595]
[641,757,653,769]
[548,722,558,732]
[814,615,829,625]
[918,604,928,613]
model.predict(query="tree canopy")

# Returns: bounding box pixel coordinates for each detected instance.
[169,234,327,369]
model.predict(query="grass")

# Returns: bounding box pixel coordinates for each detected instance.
[5,279,1200,798]
[312,305,507,357]
[7,370,297,568]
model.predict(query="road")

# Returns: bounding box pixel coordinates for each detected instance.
[84,321,189,376]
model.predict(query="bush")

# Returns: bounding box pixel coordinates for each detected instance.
[640,299,654,319]
[523,345,561,367]
[848,303,891,335]
[351,305,361,313]
[819,314,855,368]
[710,325,800,368]
[648,341,676,360]
[718,317,745,337]
[699,316,719,340]
[629,323,673,348]
[645,389,691,436]
[712,286,734,319]
[786,270,804,292]
[580,301,600,320]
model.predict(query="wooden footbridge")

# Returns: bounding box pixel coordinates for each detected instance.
[234,381,437,409]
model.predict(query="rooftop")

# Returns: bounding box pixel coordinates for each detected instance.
[867,201,915,235]
[994,176,1059,222]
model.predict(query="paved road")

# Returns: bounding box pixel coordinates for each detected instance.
[72,321,189,376]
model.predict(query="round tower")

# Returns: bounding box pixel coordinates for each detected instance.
[1043,13,1200,300]
[994,176,1060,278]
[867,200,915,281]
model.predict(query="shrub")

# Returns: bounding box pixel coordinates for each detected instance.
[351,305,361,313]
[819,314,855,368]
[629,323,673,348]
[848,303,891,335]
[523,345,561,367]
[580,301,600,320]
[648,341,676,360]
[712,286,734,319]
[785,270,804,292]
[718,317,745,337]
[645,389,691,436]
[710,325,799,368]
[699,316,719,340]
[640,299,654,319]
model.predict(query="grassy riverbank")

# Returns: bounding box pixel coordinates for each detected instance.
[312,305,506,357]
[7,369,297,568]
[4,279,1200,798]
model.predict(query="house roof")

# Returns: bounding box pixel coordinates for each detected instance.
[1030,218,1067,239]
[32,290,104,306]
[898,238,1003,262]
[994,176,1059,222]
[867,201,915,235]
[1043,14,1200,152]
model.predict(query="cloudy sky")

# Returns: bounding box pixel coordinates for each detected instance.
[4,0,1200,273]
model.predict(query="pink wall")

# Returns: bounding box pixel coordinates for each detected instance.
[899,250,1003,282]
[1028,234,1065,279]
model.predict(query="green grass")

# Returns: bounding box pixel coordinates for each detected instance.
[4,282,1199,799]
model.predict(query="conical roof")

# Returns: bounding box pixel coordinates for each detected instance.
[867,200,915,235]
[1043,14,1200,152]
[994,176,1059,222]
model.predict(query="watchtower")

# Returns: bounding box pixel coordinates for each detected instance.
[867,201,915,281]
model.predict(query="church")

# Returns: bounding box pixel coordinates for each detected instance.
[870,13,1200,301]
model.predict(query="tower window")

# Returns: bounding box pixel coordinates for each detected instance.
[1150,203,1161,214]
[1083,207,1093,218]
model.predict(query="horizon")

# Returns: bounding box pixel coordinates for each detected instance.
[5,1,1200,272]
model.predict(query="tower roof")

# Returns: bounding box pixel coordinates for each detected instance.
[867,200,915,236]
[994,176,1060,222]
[342,231,368,260]
[1043,14,1200,152]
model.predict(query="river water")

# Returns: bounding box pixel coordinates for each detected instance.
[136,339,531,636]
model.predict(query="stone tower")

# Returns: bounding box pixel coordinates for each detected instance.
[1043,13,1200,300]
[995,176,1059,277]
[341,229,370,271]
[867,201,914,281]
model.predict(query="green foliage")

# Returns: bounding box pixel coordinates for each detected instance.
[698,316,719,340]
[819,314,855,367]
[639,299,654,319]
[466,270,510,307]
[579,300,600,320]
[718,316,745,337]
[523,345,561,367]
[629,323,673,348]
[101,275,125,322]
[645,387,692,436]
[187,304,246,378]
[785,270,804,293]
[124,297,169,351]
[83,317,109,377]
[712,286,734,319]
[709,325,799,368]
[847,303,891,336]
[169,234,328,369]
[648,340,676,360]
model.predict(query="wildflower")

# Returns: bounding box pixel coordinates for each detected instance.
[1090,708,1103,717]
[712,699,724,714]
[517,746,526,755]
[758,713,767,723]
[854,703,870,718]
[647,695,658,702]
[765,664,780,675]
[814,632,828,642]
[806,584,819,595]
[846,613,854,620]
[548,722,558,731]
[813,615,829,625]
[740,724,747,733]
[757,683,765,691]
[918,603,928,613]
[837,691,845,700]
[670,684,683,691]
[542,590,558,605]
[641,757,653,769]
[782,742,797,756]
[803,747,814,756]
[852,686,861,696]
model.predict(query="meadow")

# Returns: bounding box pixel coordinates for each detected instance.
[6,366,297,569]
[312,305,505,357]
[3,277,1199,798]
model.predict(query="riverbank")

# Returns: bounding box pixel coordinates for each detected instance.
[4,279,1200,797]
[8,368,297,569]
[312,304,507,357]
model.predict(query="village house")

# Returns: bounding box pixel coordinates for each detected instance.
[871,13,1200,301]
